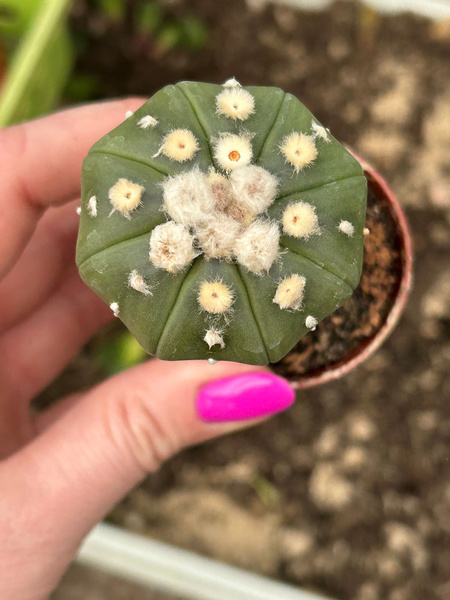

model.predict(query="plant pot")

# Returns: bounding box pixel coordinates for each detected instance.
[271,155,413,389]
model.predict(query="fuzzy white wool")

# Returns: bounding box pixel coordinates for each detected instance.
[282,202,320,239]
[154,129,199,162]
[280,132,318,172]
[138,115,158,129]
[163,169,215,228]
[224,201,253,225]
[149,221,198,273]
[338,220,355,237]
[204,329,225,349]
[109,179,145,219]
[305,315,318,330]
[234,220,280,274]
[206,170,233,211]
[216,88,255,121]
[110,302,120,317]
[198,280,234,314]
[229,165,278,216]
[196,212,242,260]
[273,274,306,310]
[223,77,241,88]
[213,133,253,172]
[128,270,152,296]
[311,121,331,142]
[87,195,97,217]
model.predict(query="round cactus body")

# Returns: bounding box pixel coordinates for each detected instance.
[76,80,367,366]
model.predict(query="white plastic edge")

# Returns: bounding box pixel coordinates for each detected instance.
[77,522,334,600]
[266,0,450,19]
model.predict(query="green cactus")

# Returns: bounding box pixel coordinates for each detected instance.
[76,80,367,366]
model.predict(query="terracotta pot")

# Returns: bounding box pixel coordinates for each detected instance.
[286,155,413,390]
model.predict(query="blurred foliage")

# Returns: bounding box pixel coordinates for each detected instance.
[0,0,42,50]
[135,1,164,35]
[0,0,209,122]
[95,329,148,376]
[252,473,280,509]
[63,71,101,102]
[149,12,209,52]
[0,0,73,126]
[133,1,209,52]
[94,0,125,22]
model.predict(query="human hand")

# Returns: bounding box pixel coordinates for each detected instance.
[0,100,295,600]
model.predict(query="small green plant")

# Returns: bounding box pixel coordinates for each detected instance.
[76,80,367,366]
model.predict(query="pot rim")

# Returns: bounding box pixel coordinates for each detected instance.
[288,155,413,390]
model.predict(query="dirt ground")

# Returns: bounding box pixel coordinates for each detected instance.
[53,1,450,599]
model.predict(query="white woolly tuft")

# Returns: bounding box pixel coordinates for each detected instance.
[162,168,216,228]
[206,170,233,211]
[216,88,255,121]
[128,270,153,296]
[234,220,280,275]
[363,227,370,236]
[196,212,242,260]
[273,274,306,311]
[198,280,234,314]
[213,133,253,172]
[110,302,120,317]
[311,121,331,142]
[76,206,81,215]
[280,132,318,173]
[154,129,199,162]
[109,179,145,219]
[87,195,97,217]
[338,220,355,237]
[204,329,225,349]
[138,115,158,129]
[305,315,318,330]
[223,77,241,88]
[282,202,320,239]
[125,110,134,119]
[149,221,198,273]
[229,165,278,216]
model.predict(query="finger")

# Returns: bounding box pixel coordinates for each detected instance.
[33,392,84,433]
[0,359,294,599]
[0,97,145,280]
[0,268,113,407]
[0,200,79,334]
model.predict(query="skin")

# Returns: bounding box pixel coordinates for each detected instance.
[0,99,270,600]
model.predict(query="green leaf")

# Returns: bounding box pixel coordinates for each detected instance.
[0,0,42,41]
[0,0,73,127]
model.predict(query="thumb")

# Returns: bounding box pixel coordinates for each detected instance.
[0,359,294,600]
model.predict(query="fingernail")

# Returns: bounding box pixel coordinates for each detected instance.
[196,372,295,422]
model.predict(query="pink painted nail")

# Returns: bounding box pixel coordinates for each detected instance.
[196,372,295,422]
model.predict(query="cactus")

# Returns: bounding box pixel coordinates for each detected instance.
[76,80,367,366]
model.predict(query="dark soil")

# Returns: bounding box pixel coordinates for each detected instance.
[273,171,403,380]
[53,1,450,600]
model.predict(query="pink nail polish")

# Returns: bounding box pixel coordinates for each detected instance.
[196,372,295,422]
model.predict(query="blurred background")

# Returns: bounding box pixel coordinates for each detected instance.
[1,0,449,599]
